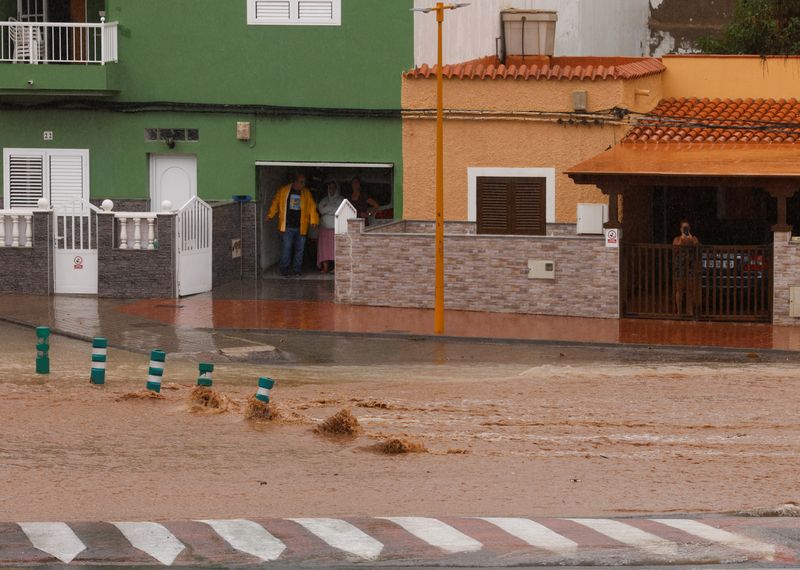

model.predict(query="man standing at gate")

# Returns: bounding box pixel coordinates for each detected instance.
[268,173,319,277]
[673,220,701,316]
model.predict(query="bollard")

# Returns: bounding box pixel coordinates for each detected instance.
[197,363,214,387]
[35,326,50,374]
[255,377,275,403]
[146,350,167,393]
[90,338,108,385]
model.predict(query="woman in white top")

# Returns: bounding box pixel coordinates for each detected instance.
[317,180,344,273]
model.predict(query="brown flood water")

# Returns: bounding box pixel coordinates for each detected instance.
[0,325,798,521]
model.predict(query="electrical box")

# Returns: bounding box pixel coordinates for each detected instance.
[572,90,588,112]
[236,122,251,141]
[576,203,608,235]
[790,287,800,317]
[528,260,555,280]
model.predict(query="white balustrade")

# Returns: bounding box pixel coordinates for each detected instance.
[0,21,118,64]
[0,210,34,248]
[114,213,158,251]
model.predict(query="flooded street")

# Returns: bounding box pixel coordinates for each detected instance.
[0,322,798,522]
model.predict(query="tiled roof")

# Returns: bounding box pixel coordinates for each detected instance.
[405,56,665,82]
[624,97,800,144]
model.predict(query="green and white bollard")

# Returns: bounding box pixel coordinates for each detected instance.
[146,350,167,393]
[35,326,50,375]
[256,377,275,403]
[90,338,108,385]
[197,363,214,387]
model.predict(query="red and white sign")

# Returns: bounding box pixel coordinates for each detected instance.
[73,256,84,270]
[604,229,619,248]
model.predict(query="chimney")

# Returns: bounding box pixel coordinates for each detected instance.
[501,9,557,66]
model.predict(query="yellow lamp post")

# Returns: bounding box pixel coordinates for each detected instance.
[412,2,469,335]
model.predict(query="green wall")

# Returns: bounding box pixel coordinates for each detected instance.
[0,109,403,204]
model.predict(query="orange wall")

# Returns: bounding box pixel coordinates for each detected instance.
[662,55,800,99]
[402,75,662,222]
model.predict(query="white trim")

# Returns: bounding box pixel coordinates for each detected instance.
[247,0,341,26]
[256,161,394,169]
[467,167,556,224]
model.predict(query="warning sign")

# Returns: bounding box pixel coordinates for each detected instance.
[604,229,619,248]
[73,256,84,270]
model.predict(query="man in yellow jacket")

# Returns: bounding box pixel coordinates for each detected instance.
[268,173,319,277]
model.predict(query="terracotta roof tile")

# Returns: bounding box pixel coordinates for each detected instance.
[624,97,800,144]
[405,56,665,82]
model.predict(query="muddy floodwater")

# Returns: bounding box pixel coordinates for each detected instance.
[0,323,798,521]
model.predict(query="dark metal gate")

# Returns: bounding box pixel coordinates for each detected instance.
[620,244,772,322]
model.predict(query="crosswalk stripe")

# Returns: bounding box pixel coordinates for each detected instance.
[481,518,578,555]
[569,518,677,557]
[651,519,776,560]
[112,522,185,566]
[289,518,383,560]
[200,519,286,562]
[18,522,87,564]
[382,517,482,553]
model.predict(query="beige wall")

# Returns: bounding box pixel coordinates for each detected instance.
[402,76,662,222]
[662,55,800,99]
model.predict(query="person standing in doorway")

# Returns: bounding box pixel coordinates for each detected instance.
[268,173,319,277]
[349,176,379,219]
[672,220,701,316]
[317,180,344,274]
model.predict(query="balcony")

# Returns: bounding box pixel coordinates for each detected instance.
[0,21,119,95]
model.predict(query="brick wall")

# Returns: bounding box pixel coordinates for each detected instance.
[211,201,259,287]
[97,213,177,298]
[0,211,52,295]
[772,231,800,326]
[336,219,619,318]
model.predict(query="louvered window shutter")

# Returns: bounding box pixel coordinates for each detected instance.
[48,152,86,209]
[477,176,546,236]
[4,150,45,209]
[249,0,339,24]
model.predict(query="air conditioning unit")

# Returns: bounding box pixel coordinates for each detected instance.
[576,203,608,235]
[501,9,557,59]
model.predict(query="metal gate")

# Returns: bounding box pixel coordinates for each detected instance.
[53,199,99,295]
[176,196,212,297]
[620,244,772,322]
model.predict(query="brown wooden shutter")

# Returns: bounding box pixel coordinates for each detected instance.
[477,176,546,235]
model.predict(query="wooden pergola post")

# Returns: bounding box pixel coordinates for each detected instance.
[768,184,798,233]
[599,183,622,229]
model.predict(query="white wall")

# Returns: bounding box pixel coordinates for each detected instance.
[413,0,661,66]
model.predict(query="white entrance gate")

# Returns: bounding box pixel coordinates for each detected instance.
[53,199,99,294]
[176,196,212,296]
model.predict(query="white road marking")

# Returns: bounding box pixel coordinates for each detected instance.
[289,518,383,560]
[200,519,286,562]
[113,522,185,566]
[481,517,578,555]
[652,519,776,561]
[18,522,86,564]
[569,518,677,557]
[382,517,482,553]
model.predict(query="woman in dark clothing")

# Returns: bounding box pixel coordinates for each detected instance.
[349,177,379,218]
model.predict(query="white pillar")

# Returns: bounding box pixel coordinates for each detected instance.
[133,217,142,250]
[147,218,156,250]
[0,215,6,248]
[11,215,20,247]
[23,215,32,247]
[118,218,128,249]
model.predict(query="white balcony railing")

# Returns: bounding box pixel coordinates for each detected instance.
[115,213,158,250]
[0,21,118,65]
[0,210,34,248]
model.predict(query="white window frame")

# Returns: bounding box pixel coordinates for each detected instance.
[3,148,90,209]
[467,167,556,225]
[247,0,342,26]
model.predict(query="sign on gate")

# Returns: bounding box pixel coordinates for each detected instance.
[53,200,100,294]
[604,228,620,248]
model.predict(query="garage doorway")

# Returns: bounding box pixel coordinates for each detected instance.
[256,162,394,285]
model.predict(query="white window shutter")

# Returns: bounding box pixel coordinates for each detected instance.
[253,0,291,22]
[4,150,45,209]
[298,1,335,21]
[48,152,87,209]
[248,0,340,25]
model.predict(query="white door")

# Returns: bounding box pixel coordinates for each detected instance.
[150,155,197,210]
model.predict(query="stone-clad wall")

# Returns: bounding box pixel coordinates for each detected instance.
[0,211,53,295]
[211,201,260,287]
[336,219,619,318]
[97,213,177,299]
[772,231,800,326]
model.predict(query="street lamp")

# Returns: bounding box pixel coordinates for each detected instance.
[411,2,469,335]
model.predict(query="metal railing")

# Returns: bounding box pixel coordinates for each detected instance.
[0,21,118,64]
